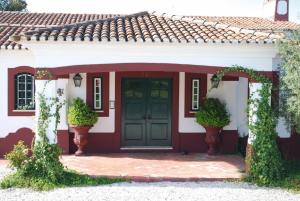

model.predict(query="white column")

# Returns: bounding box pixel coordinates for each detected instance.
[248,83,263,144]
[237,77,249,137]
[56,78,69,131]
[35,79,58,144]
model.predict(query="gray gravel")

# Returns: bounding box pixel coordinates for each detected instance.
[0,165,299,201]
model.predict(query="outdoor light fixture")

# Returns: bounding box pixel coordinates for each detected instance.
[73,73,83,87]
[211,74,220,89]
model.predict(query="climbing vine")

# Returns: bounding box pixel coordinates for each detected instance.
[5,70,66,182]
[211,65,285,185]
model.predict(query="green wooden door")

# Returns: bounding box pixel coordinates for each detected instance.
[121,78,172,147]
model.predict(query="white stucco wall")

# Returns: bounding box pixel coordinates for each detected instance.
[179,72,242,134]
[67,72,115,133]
[0,50,36,137]
[0,41,290,138]
[24,42,277,72]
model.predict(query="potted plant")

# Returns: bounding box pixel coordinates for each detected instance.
[68,98,98,156]
[196,98,230,155]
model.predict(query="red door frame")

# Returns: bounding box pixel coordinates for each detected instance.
[115,72,180,151]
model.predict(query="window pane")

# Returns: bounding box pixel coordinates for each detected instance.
[191,79,200,111]
[18,75,25,82]
[94,78,102,110]
[15,73,35,110]
[19,83,25,90]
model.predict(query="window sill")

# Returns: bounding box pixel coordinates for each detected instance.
[94,110,109,117]
[13,110,35,112]
[8,110,35,116]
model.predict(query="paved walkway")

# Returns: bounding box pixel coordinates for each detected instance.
[61,153,245,181]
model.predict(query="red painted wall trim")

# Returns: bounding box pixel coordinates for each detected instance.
[180,130,238,153]
[0,128,34,157]
[222,76,239,81]
[86,72,109,117]
[115,72,180,151]
[40,63,276,80]
[184,73,207,117]
[8,66,35,116]
[57,130,70,154]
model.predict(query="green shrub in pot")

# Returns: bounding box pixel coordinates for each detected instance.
[196,98,230,128]
[68,98,98,156]
[68,98,98,126]
[195,98,230,155]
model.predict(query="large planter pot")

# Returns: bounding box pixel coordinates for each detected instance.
[204,126,222,155]
[72,126,92,156]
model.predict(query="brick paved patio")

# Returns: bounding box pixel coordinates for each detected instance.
[61,153,245,182]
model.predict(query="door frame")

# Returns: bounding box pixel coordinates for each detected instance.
[121,77,172,147]
[115,72,180,151]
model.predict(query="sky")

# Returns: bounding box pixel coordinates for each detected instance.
[26,0,265,16]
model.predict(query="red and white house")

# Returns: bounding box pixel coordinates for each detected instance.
[0,0,299,158]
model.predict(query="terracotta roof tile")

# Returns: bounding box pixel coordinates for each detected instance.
[1,11,299,50]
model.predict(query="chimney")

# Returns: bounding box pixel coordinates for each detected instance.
[263,0,289,21]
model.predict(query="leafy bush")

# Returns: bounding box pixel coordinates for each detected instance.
[1,170,125,191]
[21,142,64,182]
[277,30,300,133]
[4,140,64,183]
[5,141,29,170]
[196,98,230,128]
[246,83,285,185]
[68,98,98,126]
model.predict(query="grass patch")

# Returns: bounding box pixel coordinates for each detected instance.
[244,160,300,193]
[0,170,126,191]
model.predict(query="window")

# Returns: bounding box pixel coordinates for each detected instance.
[191,78,200,111]
[185,73,207,117]
[93,77,102,110]
[14,73,35,110]
[87,72,109,117]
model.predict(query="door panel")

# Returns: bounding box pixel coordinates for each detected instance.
[146,79,172,146]
[121,78,146,146]
[122,78,172,147]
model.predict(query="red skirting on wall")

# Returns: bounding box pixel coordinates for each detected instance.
[0,129,71,157]
[180,130,238,154]
[239,133,300,160]
[0,128,34,157]
[277,133,300,160]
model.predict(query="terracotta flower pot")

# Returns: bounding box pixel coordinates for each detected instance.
[72,126,92,156]
[204,126,222,155]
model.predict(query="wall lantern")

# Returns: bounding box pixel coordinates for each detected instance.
[73,73,83,87]
[210,74,220,89]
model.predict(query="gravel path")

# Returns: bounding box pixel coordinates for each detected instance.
[0,166,299,201]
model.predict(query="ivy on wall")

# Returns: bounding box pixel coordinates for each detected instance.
[277,30,300,133]
[211,65,285,185]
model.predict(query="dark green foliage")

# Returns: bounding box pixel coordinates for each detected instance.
[277,30,300,133]
[1,170,125,191]
[213,65,285,185]
[247,83,285,185]
[0,0,27,11]
[196,98,230,128]
[244,161,300,192]
[68,98,98,126]
[22,142,64,182]
[4,140,64,183]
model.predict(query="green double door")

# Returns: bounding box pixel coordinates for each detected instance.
[121,78,172,147]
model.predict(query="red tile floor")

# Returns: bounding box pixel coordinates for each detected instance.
[60,153,245,182]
